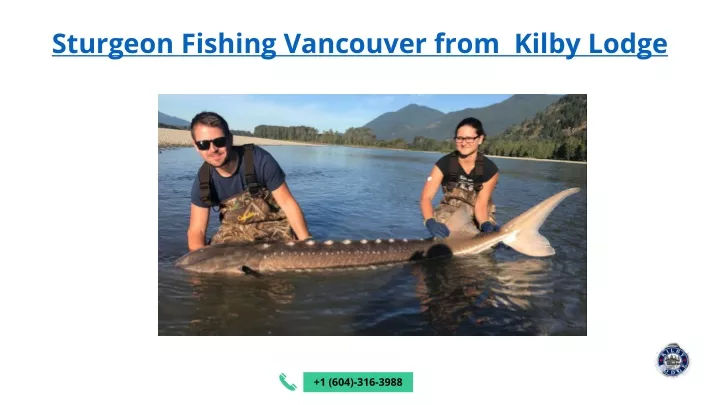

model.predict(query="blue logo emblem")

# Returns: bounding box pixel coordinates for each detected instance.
[657,343,689,377]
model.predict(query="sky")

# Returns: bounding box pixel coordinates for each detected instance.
[157,94,513,132]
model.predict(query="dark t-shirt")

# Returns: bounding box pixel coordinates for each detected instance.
[190,145,286,208]
[435,153,499,191]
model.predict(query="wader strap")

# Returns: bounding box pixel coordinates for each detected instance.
[198,161,214,206]
[447,153,461,190]
[472,152,484,191]
[243,144,261,196]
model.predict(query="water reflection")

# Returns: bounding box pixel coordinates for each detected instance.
[178,273,297,335]
[405,253,555,335]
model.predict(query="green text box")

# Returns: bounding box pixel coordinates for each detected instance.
[303,372,413,393]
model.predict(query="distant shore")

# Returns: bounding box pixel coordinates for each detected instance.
[158,128,586,165]
[158,128,313,148]
[487,154,587,164]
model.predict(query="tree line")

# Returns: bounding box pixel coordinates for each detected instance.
[253,125,463,153]
[159,122,254,137]
[250,121,587,162]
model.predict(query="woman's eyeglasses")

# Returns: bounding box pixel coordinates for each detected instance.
[195,136,227,150]
[454,136,479,143]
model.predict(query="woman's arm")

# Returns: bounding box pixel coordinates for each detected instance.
[420,165,450,238]
[420,165,444,221]
[474,171,499,225]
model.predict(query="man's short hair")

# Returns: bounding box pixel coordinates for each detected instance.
[190,111,231,139]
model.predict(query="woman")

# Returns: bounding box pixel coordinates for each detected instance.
[420,117,500,238]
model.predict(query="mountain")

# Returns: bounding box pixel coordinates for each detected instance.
[362,104,445,140]
[362,94,563,142]
[494,94,586,141]
[485,94,587,161]
[158,111,190,128]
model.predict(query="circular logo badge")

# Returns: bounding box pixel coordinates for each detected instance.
[657,343,689,377]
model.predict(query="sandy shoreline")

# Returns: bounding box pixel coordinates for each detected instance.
[158,128,313,148]
[158,128,587,165]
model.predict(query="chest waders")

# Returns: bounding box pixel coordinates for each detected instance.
[434,151,496,228]
[197,144,296,245]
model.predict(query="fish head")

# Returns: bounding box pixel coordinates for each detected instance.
[174,243,255,274]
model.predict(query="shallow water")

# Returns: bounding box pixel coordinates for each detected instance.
[158,145,587,335]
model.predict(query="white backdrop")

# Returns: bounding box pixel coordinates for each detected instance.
[1,0,716,404]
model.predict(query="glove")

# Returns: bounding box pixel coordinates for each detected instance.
[425,218,450,238]
[479,221,500,233]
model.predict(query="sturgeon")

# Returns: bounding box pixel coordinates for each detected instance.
[174,187,581,275]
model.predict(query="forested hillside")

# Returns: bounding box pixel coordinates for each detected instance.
[484,94,587,161]
[362,94,562,142]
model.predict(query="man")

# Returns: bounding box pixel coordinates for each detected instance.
[186,111,311,251]
[420,117,500,238]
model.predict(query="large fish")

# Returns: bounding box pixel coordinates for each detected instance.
[174,187,581,275]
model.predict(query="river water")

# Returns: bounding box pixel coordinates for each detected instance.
[158,145,587,335]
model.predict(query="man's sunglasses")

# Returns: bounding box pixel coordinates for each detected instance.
[195,137,227,150]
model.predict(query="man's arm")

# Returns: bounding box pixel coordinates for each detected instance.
[187,203,210,251]
[255,147,311,240]
[271,182,311,240]
[474,172,499,224]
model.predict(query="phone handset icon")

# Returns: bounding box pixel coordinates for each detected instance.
[279,373,297,391]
